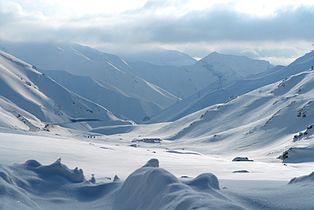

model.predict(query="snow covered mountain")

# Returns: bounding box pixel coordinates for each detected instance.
[44,70,161,123]
[157,68,314,158]
[0,42,179,110]
[0,50,131,131]
[128,52,273,99]
[152,51,314,122]
[1,42,276,112]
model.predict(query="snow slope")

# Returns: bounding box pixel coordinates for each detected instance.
[0,42,178,109]
[0,50,131,131]
[44,70,160,123]
[152,51,313,122]
[154,69,314,160]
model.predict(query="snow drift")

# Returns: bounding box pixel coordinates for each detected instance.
[0,159,245,210]
[2,157,314,210]
[113,159,245,210]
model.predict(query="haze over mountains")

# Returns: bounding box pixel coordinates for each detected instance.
[0,42,179,122]
[1,40,313,140]
[0,41,276,122]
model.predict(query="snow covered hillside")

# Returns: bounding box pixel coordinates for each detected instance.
[0,50,131,131]
[152,51,313,122]
[44,70,160,123]
[0,42,179,110]
[154,69,314,160]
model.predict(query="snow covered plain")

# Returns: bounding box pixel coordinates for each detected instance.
[1,130,314,210]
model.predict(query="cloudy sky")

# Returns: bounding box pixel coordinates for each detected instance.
[1,0,314,64]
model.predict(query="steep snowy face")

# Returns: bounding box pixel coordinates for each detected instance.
[0,50,131,131]
[160,69,314,153]
[0,42,179,109]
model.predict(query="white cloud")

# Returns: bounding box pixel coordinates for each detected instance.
[1,0,314,65]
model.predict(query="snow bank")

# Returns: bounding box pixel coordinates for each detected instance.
[1,158,247,210]
[0,158,118,210]
[289,171,314,184]
[3,158,314,210]
[279,146,314,163]
[113,159,244,210]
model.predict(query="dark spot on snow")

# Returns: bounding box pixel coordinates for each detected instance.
[232,170,249,173]
[99,147,113,150]
[181,175,191,179]
[131,138,162,144]
[232,157,254,162]
[129,144,138,148]
[113,175,120,182]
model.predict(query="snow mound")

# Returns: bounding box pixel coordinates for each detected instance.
[0,159,118,210]
[113,159,244,210]
[3,158,314,209]
[184,173,220,190]
[25,158,85,183]
[289,171,314,184]
[143,158,160,167]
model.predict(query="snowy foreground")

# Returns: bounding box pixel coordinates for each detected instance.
[1,131,314,210]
